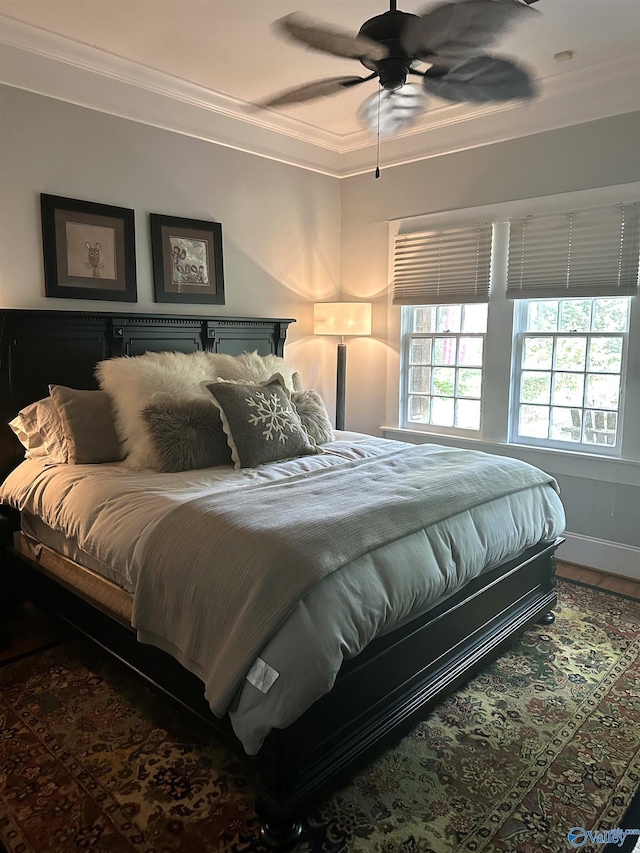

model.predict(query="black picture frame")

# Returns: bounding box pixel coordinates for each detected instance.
[40,194,137,302]
[150,213,225,305]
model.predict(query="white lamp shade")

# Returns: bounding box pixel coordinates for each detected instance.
[314,302,372,337]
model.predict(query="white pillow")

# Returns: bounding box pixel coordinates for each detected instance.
[9,397,68,462]
[204,351,297,391]
[96,350,296,469]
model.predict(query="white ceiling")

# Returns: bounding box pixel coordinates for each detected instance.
[1,0,639,175]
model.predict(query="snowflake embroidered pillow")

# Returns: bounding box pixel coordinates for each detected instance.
[201,374,319,469]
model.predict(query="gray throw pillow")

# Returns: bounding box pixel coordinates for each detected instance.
[292,390,335,445]
[202,375,319,469]
[49,385,124,464]
[141,398,232,472]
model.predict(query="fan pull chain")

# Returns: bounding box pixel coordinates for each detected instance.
[375,83,381,179]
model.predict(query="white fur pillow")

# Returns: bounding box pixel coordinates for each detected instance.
[206,352,297,391]
[96,350,296,469]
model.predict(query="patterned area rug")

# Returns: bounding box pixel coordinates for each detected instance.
[1,580,638,853]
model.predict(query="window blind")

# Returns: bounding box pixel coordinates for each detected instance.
[506,202,640,299]
[392,224,492,305]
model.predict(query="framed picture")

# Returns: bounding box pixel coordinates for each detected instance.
[40,194,137,302]
[150,213,225,305]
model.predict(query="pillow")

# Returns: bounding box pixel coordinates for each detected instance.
[8,397,67,462]
[141,398,232,472]
[96,350,297,469]
[201,374,319,469]
[97,351,224,469]
[48,385,124,464]
[292,390,334,445]
[206,351,297,392]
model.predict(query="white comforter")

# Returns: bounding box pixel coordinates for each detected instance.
[0,433,566,753]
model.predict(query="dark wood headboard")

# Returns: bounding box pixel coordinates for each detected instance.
[0,309,295,481]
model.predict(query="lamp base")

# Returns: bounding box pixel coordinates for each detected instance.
[336,343,346,431]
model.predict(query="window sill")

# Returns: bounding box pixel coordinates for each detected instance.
[381,426,640,486]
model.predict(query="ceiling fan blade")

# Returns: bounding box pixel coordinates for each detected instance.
[403,0,536,61]
[358,84,428,138]
[255,76,373,108]
[423,54,536,102]
[276,13,389,62]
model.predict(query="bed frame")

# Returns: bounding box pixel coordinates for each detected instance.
[0,309,561,848]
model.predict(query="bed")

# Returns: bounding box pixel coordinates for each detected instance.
[0,308,565,848]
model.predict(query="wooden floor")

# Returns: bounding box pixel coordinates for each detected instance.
[1,561,638,667]
[555,560,640,600]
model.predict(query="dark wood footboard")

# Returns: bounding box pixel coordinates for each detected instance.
[253,537,561,841]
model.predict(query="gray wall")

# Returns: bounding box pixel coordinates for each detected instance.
[342,112,640,229]
[554,476,639,547]
[0,85,343,395]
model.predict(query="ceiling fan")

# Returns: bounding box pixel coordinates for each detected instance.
[256,0,540,139]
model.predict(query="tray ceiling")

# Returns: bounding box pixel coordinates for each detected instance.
[1,0,639,175]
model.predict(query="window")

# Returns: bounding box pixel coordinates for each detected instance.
[404,303,487,432]
[512,297,630,451]
[396,198,638,456]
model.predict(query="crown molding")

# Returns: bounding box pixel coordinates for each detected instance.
[0,16,344,176]
[0,17,342,146]
[1,15,639,179]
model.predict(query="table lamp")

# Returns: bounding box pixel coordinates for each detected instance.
[314,302,372,430]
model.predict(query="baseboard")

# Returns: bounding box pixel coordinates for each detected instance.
[558,533,640,581]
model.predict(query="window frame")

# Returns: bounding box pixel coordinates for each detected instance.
[509,298,630,456]
[401,303,488,438]
[390,184,640,464]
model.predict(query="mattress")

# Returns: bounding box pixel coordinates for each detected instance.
[0,433,566,753]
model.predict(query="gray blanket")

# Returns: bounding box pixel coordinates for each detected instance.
[132,444,557,715]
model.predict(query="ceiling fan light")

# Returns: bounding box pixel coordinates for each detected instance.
[358,84,427,138]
